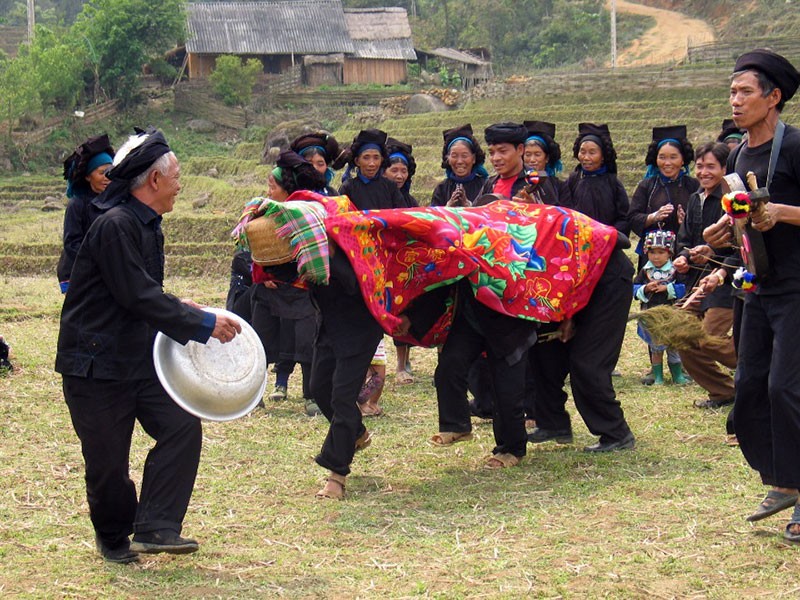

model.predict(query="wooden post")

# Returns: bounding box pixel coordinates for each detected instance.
[26,0,35,44]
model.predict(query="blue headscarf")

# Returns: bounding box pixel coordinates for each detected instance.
[445,136,489,183]
[525,135,563,177]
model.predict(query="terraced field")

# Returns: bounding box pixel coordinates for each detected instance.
[2,80,799,281]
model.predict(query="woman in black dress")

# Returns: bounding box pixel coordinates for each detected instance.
[58,134,115,293]
[628,125,699,270]
[338,129,407,210]
[290,131,345,196]
[564,123,630,234]
[522,120,567,206]
[430,124,488,207]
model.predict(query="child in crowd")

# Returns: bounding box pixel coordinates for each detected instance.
[633,230,689,385]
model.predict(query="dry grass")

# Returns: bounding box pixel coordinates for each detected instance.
[2,274,799,599]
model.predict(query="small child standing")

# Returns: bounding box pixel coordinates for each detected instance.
[634,230,690,385]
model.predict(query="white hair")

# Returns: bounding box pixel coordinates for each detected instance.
[129,152,175,190]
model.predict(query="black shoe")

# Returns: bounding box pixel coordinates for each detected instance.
[693,397,734,409]
[527,427,573,444]
[584,432,635,453]
[469,400,493,419]
[95,536,139,564]
[130,530,199,555]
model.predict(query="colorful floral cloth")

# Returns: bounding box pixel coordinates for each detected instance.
[282,192,619,346]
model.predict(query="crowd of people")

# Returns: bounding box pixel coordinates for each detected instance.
[46,48,800,562]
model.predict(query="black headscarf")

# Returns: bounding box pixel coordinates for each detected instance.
[484,122,528,146]
[93,127,172,210]
[63,134,115,198]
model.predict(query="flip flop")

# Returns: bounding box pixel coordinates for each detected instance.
[430,431,473,446]
[395,370,414,385]
[784,504,800,542]
[484,453,521,469]
[747,490,799,522]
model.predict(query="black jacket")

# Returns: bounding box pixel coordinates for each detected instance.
[57,189,105,290]
[339,176,410,210]
[55,195,213,380]
[565,171,630,234]
[431,176,487,207]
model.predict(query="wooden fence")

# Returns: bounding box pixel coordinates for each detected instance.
[687,37,800,65]
[8,100,120,147]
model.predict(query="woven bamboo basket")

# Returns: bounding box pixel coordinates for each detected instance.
[245,217,293,266]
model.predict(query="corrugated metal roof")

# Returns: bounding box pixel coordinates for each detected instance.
[349,39,416,61]
[186,1,354,55]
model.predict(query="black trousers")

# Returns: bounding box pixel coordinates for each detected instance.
[435,313,528,458]
[531,250,633,444]
[310,339,377,476]
[63,375,201,548]
[734,292,800,488]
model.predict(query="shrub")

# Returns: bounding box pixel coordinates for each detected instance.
[209,56,263,107]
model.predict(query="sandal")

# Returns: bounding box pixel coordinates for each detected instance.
[359,402,384,417]
[430,431,473,446]
[395,370,414,385]
[315,472,346,500]
[784,504,800,542]
[355,429,372,452]
[747,489,799,522]
[484,453,521,469]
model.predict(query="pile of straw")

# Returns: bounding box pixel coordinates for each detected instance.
[630,305,724,350]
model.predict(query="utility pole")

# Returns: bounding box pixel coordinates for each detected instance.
[26,0,35,44]
[610,0,617,68]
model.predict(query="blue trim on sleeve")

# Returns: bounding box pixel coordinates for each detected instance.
[191,311,216,343]
[59,281,69,294]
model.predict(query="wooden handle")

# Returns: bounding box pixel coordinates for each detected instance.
[746,171,759,192]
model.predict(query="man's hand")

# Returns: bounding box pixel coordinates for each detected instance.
[394,315,411,337]
[672,255,690,274]
[211,315,242,344]
[262,281,278,289]
[512,188,535,204]
[687,244,712,265]
[703,215,733,248]
[751,202,779,232]
[557,318,576,342]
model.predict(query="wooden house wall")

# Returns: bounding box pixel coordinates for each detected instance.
[343,59,406,85]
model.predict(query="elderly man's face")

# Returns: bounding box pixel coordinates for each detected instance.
[730,71,780,130]
[153,155,182,215]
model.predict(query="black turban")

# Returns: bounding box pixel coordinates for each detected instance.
[93,127,171,210]
[734,49,800,103]
[276,149,310,170]
[524,120,557,140]
[290,131,342,166]
[652,125,687,143]
[577,122,611,141]
[350,128,388,157]
[484,122,528,146]
[105,127,171,183]
[385,137,416,179]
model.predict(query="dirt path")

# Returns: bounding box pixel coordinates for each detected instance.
[609,0,715,66]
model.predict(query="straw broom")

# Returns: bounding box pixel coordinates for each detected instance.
[628,287,726,351]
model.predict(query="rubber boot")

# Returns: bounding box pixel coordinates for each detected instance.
[649,364,664,385]
[668,362,690,385]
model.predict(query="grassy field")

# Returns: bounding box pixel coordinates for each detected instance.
[1,272,799,599]
[3,70,800,598]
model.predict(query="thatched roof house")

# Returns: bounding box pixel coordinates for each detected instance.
[185,1,415,85]
[343,8,417,84]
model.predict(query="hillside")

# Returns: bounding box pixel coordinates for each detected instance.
[3,67,799,281]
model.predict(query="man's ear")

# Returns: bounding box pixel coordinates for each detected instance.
[768,87,782,109]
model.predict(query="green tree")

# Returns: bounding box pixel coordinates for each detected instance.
[72,0,185,105]
[0,52,40,138]
[209,55,263,107]
[25,26,85,110]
